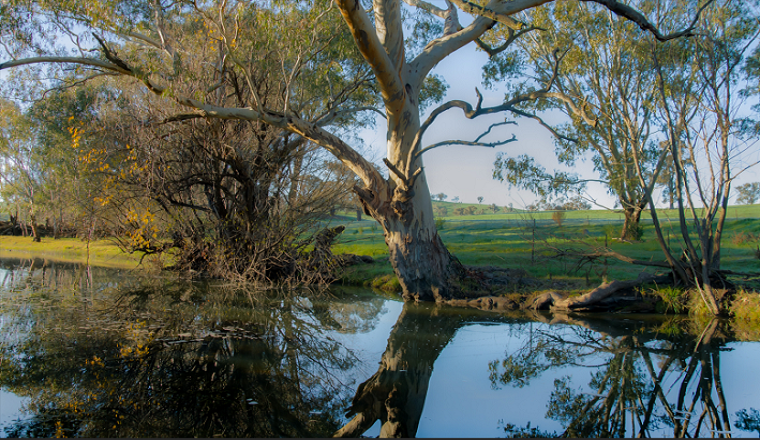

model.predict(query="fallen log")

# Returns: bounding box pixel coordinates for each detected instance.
[550,273,671,312]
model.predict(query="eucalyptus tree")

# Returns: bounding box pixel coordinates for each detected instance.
[25,86,112,239]
[490,1,670,241]
[0,99,45,241]
[644,0,760,315]
[0,0,711,300]
[735,182,760,205]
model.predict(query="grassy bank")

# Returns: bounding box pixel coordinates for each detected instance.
[332,207,760,293]
[2,204,758,294]
[0,236,148,269]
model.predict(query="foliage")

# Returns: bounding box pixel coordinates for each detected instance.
[433,205,448,217]
[735,408,760,436]
[736,183,760,205]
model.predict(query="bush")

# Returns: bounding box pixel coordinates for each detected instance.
[732,231,760,246]
[433,205,448,217]
[730,290,760,322]
[370,274,401,292]
[551,210,565,227]
[602,224,617,240]
[435,218,446,230]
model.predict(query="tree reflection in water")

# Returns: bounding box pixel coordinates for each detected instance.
[334,303,517,438]
[0,258,388,437]
[2,258,759,438]
[490,314,740,438]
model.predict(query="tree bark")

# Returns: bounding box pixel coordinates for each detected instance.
[619,200,646,241]
[356,96,466,301]
[29,212,41,242]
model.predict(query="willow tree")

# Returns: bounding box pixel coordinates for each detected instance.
[0,0,710,301]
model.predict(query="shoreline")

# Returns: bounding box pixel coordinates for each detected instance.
[0,236,147,269]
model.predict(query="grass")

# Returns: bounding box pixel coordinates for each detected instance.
[332,205,760,292]
[2,204,758,294]
[0,236,148,269]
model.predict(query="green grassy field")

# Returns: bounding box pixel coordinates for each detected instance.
[0,236,150,269]
[1,204,757,291]
[332,204,760,291]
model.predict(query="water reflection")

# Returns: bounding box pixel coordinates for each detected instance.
[337,305,470,437]
[1,258,759,438]
[0,258,388,437]
[490,314,744,438]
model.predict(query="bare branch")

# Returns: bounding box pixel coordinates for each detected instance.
[374,0,405,68]
[474,120,517,142]
[443,0,462,36]
[415,134,518,159]
[475,24,543,58]
[584,0,717,42]
[553,246,673,269]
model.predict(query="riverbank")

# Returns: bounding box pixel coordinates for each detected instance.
[0,236,149,269]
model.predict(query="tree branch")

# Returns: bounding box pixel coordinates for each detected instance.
[584,0,717,42]
[447,0,534,31]
[475,24,543,58]
[400,0,447,18]
[374,0,405,69]
[334,0,405,116]
[415,133,518,159]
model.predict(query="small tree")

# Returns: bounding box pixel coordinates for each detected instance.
[736,182,760,205]
[477,196,484,204]
[452,196,460,203]
[551,210,565,227]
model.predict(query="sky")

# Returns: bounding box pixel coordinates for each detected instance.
[355,13,760,210]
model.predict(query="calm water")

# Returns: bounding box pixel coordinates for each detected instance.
[1,256,759,438]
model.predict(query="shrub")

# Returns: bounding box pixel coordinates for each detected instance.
[551,210,565,227]
[730,290,760,322]
[435,218,446,230]
[732,231,760,246]
[602,224,617,240]
[731,290,760,341]
[370,274,401,292]
[433,205,448,217]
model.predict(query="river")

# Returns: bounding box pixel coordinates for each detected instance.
[1,256,759,437]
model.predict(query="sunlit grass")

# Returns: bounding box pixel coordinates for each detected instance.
[0,236,146,269]
[333,211,760,290]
